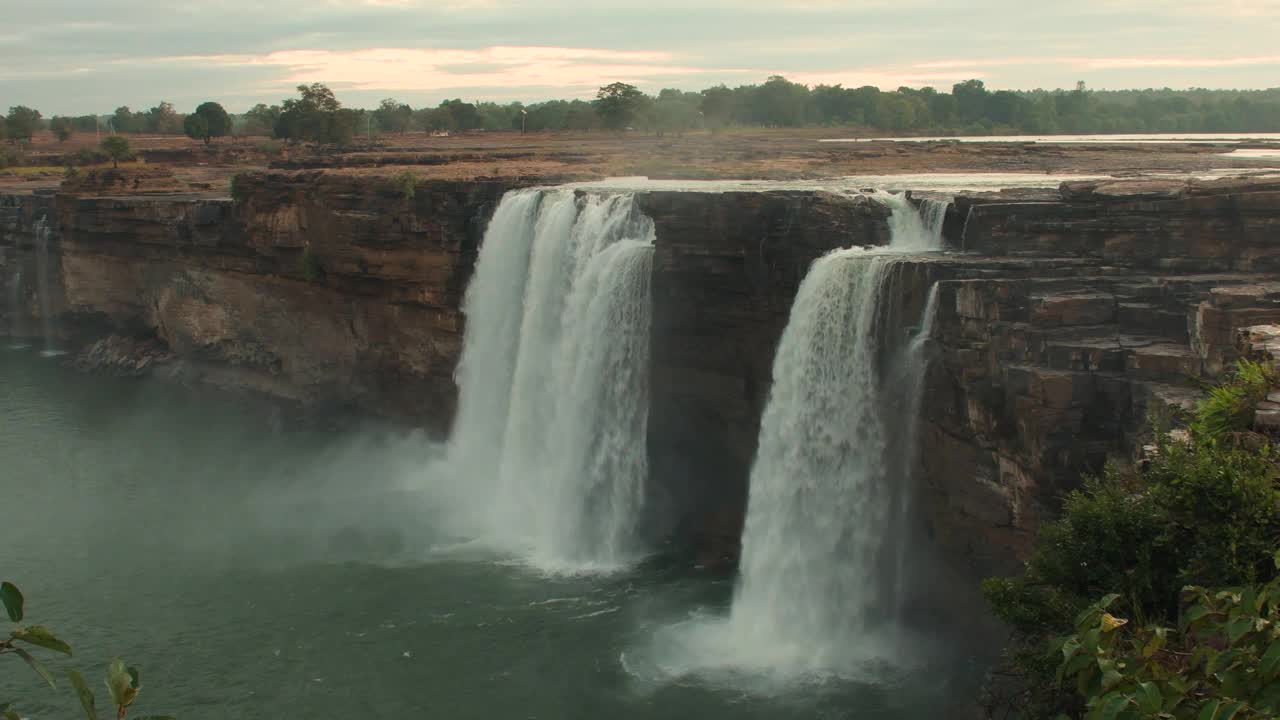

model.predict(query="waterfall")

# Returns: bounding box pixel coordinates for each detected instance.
[7,263,25,348]
[33,217,58,355]
[919,198,949,241]
[720,192,944,670]
[446,189,656,571]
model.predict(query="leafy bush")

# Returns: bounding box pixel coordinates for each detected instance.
[982,362,1280,718]
[228,174,247,202]
[391,170,416,199]
[2,580,173,720]
[1057,563,1280,720]
[73,148,109,167]
[255,140,283,157]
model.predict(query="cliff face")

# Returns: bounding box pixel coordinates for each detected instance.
[4,174,510,427]
[4,173,1280,578]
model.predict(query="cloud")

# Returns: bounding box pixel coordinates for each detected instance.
[4,0,1280,113]
[917,56,1280,71]
[151,46,728,93]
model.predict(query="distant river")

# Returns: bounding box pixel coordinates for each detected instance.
[0,350,986,720]
[820,133,1280,144]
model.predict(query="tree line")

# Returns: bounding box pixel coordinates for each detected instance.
[4,77,1280,146]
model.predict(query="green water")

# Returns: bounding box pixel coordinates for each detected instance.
[0,351,985,719]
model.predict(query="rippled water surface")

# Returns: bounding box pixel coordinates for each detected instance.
[0,350,986,720]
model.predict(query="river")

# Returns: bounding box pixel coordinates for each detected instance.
[0,350,986,720]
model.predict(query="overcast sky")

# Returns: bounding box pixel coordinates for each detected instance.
[3,0,1279,115]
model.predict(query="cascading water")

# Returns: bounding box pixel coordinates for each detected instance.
[445,189,655,571]
[33,216,58,355]
[681,192,947,673]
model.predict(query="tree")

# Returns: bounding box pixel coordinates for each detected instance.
[49,116,73,142]
[144,101,182,134]
[5,106,41,142]
[594,82,647,130]
[184,101,230,144]
[183,114,209,145]
[652,89,699,136]
[111,106,149,134]
[274,83,350,144]
[100,135,131,168]
[438,99,481,131]
[952,79,990,123]
[242,104,280,136]
[700,85,735,130]
[749,75,809,127]
[373,98,413,134]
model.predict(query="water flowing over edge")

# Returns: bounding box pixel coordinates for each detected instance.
[635,192,945,682]
[437,188,656,574]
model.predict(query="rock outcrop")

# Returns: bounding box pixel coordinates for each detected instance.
[4,173,511,428]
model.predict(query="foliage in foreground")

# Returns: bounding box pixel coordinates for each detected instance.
[1058,573,1280,720]
[981,361,1280,719]
[2,581,173,720]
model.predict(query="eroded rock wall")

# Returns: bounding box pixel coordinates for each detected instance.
[24,173,511,427]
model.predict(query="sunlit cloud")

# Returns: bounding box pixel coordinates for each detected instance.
[785,69,984,88]
[150,46,736,93]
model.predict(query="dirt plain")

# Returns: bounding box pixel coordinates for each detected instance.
[4,127,1280,194]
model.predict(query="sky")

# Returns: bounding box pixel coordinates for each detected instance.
[2,0,1279,115]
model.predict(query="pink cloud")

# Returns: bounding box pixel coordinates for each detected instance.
[163,46,717,92]
[785,69,985,88]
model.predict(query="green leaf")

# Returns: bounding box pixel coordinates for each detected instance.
[1137,682,1162,714]
[2,707,18,720]
[106,657,137,708]
[67,669,99,720]
[1093,692,1130,720]
[1184,604,1211,626]
[1059,651,1094,681]
[1216,701,1246,720]
[1062,636,1082,659]
[1097,593,1121,610]
[1260,638,1280,677]
[1226,617,1254,644]
[11,625,72,655]
[15,647,56,689]
[0,582,23,623]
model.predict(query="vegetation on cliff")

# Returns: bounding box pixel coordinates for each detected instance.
[982,361,1280,719]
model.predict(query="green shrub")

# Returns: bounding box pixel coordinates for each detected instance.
[982,362,1280,718]
[391,170,416,199]
[1056,562,1280,720]
[72,148,109,167]
[228,174,247,203]
[255,140,283,157]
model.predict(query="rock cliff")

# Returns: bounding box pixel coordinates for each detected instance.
[2,172,510,428]
[3,173,1279,577]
